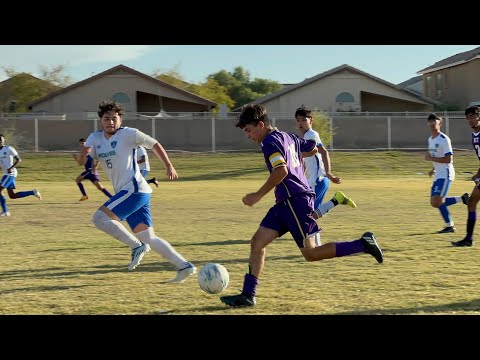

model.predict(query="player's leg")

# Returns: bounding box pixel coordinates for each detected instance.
[431,178,455,233]
[76,173,88,200]
[92,191,146,263]
[312,177,329,246]
[0,183,10,216]
[220,204,281,307]
[130,206,196,280]
[91,177,112,198]
[452,184,480,247]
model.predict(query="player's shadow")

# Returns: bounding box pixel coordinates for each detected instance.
[0,284,91,295]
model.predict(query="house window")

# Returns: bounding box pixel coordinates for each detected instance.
[435,73,443,97]
[425,76,432,97]
[111,92,130,104]
[335,92,355,102]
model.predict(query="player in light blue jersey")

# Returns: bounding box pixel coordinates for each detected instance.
[77,100,195,282]
[136,146,159,188]
[220,104,384,308]
[295,105,356,246]
[425,113,469,234]
[0,134,42,217]
[452,106,480,247]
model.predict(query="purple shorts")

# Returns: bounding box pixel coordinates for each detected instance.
[81,171,100,183]
[260,192,321,248]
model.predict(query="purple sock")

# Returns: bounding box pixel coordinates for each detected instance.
[77,183,86,196]
[102,189,112,198]
[335,240,365,257]
[242,273,259,298]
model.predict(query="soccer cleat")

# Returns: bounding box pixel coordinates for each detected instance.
[333,190,356,208]
[152,178,159,188]
[220,294,256,307]
[169,262,197,283]
[0,212,11,217]
[33,189,42,200]
[360,231,384,263]
[128,243,150,271]
[79,195,89,201]
[437,226,456,234]
[461,193,470,205]
[451,238,473,247]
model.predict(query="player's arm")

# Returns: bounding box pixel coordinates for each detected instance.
[318,145,341,184]
[425,153,452,163]
[243,165,287,207]
[7,155,21,174]
[151,142,178,180]
[302,147,318,158]
[77,145,92,165]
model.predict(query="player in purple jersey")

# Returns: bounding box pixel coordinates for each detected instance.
[220,104,384,308]
[0,134,42,217]
[452,106,480,247]
[73,138,112,201]
[424,113,469,234]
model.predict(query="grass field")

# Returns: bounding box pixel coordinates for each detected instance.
[1,150,480,315]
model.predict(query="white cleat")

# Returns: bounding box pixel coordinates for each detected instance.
[169,263,197,283]
[128,243,150,271]
[33,189,43,200]
[0,212,11,217]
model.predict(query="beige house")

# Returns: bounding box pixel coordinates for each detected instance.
[241,64,437,114]
[27,64,216,113]
[417,46,480,110]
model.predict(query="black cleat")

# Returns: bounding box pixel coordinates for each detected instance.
[451,238,473,247]
[437,226,456,234]
[360,232,384,263]
[220,294,256,307]
[461,193,470,205]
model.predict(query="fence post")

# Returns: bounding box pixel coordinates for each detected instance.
[387,116,391,150]
[329,117,334,151]
[34,118,39,152]
[152,118,156,139]
[211,117,216,153]
[444,110,449,136]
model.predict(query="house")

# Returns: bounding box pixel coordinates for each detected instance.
[417,46,480,110]
[397,75,423,96]
[235,64,438,114]
[27,64,216,114]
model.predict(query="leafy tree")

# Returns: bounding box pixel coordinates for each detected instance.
[208,66,282,108]
[0,70,60,112]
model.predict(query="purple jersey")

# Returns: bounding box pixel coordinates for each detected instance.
[85,155,99,175]
[261,128,316,203]
[472,132,480,160]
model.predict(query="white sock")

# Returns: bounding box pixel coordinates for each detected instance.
[314,232,321,247]
[315,200,335,218]
[92,210,142,249]
[136,228,188,269]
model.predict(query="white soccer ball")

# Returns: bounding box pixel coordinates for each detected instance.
[198,263,229,294]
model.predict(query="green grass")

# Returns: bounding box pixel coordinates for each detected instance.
[1,150,480,314]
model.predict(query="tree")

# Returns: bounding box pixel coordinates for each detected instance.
[208,66,282,109]
[311,110,334,148]
[38,64,74,87]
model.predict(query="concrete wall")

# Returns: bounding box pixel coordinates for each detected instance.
[0,113,472,152]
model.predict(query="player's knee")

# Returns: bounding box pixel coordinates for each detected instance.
[430,199,442,208]
[302,251,316,262]
[136,228,155,244]
[92,210,110,228]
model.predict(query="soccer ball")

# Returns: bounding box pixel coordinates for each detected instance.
[198,263,229,294]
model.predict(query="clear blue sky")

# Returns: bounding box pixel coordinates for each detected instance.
[0,45,477,86]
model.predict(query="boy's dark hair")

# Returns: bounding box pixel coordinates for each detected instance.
[427,113,441,121]
[235,104,269,129]
[98,100,125,118]
[78,138,86,142]
[295,105,312,118]
[465,106,480,116]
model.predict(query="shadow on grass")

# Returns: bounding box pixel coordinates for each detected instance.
[181,167,264,182]
[334,298,480,315]
[0,284,90,295]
